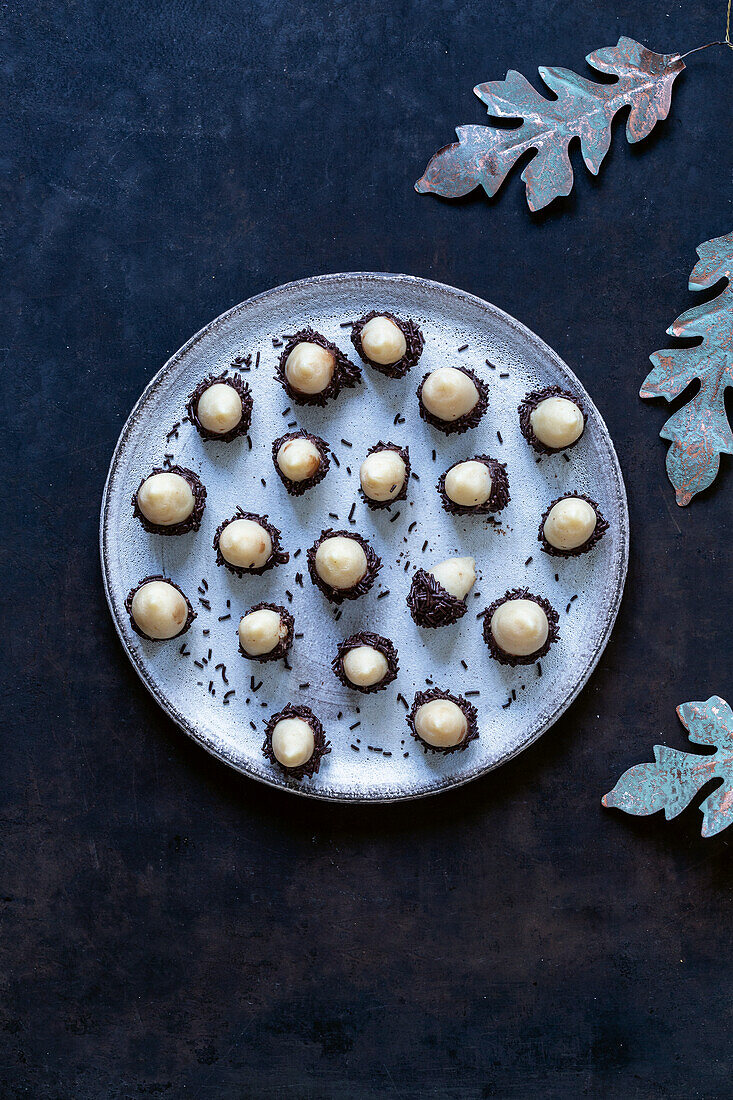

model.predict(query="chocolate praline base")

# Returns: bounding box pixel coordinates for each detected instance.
[332,631,399,694]
[518,385,586,455]
[271,430,331,496]
[538,494,609,557]
[124,575,196,641]
[350,310,424,378]
[131,465,207,536]
[262,703,331,781]
[359,442,411,510]
[406,568,468,628]
[186,372,253,442]
[416,365,489,436]
[275,328,361,407]
[238,602,295,663]
[306,529,381,604]
[407,688,479,755]
[481,587,560,666]
[213,509,289,577]
[437,455,510,517]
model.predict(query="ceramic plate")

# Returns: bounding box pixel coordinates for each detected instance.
[101,273,628,802]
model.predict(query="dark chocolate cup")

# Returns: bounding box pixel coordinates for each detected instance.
[237,602,295,663]
[518,386,586,455]
[332,631,399,694]
[131,465,207,536]
[350,310,424,378]
[124,575,196,641]
[406,567,468,628]
[538,494,608,557]
[437,455,510,517]
[271,430,331,496]
[213,510,289,577]
[186,372,253,442]
[480,587,559,667]
[416,365,489,436]
[306,529,381,603]
[407,688,479,755]
[275,328,361,407]
[358,442,411,510]
[262,703,331,780]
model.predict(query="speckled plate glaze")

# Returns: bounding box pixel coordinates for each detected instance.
[100,273,628,802]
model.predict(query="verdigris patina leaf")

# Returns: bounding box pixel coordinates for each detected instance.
[415,38,684,212]
[640,231,733,506]
[602,696,733,838]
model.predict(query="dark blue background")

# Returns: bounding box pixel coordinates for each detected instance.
[3,2,733,1096]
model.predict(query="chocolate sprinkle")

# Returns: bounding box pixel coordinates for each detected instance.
[480,588,560,666]
[275,328,361,407]
[213,509,289,577]
[131,465,207,536]
[350,310,424,378]
[262,703,331,781]
[538,493,609,557]
[186,372,253,442]
[331,632,399,694]
[518,386,586,455]
[406,688,479,755]
[406,568,469,629]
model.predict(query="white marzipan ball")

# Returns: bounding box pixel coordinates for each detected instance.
[530,396,583,449]
[444,460,491,507]
[414,698,468,748]
[238,609,286,656]
[430,556,476,601]
[277,437,321,482]
[342,645,389,687]
[315,536,368,589]
[284,342,335,395]
[360,449,406,502]
[421,367,479,422]
[219,519,272,569]
[360,316,406,365]
[131,580,188,640]
[137,472,195,526]
[491,599,548,657]
[271,717,315,768]
[543,497,597,550]
[197,382,243,434]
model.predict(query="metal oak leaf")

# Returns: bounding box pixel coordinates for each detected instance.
[602,697,733,838]
[640,230,733,506]
[415,37,684,212]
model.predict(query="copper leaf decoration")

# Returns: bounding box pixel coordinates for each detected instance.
[603,697,733,838]
[640,231,733,506]
[415,38,684,212]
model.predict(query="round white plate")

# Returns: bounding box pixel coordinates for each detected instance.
[101,273,628,802]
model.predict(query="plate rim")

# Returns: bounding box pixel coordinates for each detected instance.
[100,271,629,803]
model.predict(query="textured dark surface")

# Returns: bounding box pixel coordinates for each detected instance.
[3,1,732,1096]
